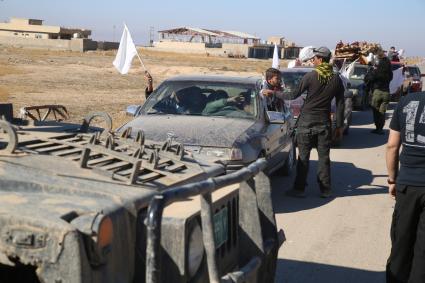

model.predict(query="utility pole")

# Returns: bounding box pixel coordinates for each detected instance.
[113,25,116,42]
[149,26,154,47]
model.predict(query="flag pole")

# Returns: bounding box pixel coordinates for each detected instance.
[135,50,147,72]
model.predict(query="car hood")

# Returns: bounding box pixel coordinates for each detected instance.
[122,115,256,147]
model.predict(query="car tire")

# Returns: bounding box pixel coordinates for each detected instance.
[279,143,296,176]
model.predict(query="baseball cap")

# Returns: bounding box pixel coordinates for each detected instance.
[313,47,331,58]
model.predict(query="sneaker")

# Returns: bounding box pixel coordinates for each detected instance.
[320,190,333,198]
[285,189,306,198]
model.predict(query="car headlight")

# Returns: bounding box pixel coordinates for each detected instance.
[187,222,204,278]
[229,147,243,161]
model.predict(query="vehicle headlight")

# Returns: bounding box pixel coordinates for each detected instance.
[229,147,243,161]
[187,222,204,278]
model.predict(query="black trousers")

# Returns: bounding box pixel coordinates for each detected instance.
[293,126,331,192]
[372,107,386,130]
[387,185,425,283]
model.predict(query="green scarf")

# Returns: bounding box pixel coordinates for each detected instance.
[315,63,334,84]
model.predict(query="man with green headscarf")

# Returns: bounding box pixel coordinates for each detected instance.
[264,46,345,198]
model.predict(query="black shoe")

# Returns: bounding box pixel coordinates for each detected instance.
[375,129,385,135]
[320,190,333,198]
[370,129,378,134]
[285,189,306,198]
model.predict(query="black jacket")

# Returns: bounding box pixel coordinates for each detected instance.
[364,57,393,92]
[280,70,345,128]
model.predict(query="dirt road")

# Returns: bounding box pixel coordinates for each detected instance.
[273,107,395,282]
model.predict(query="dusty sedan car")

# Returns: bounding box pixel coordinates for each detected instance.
[123,75,295,175]
[280,67,353,140]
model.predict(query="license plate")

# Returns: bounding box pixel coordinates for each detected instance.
[213,207,228,248]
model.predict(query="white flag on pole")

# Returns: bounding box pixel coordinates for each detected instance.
[113,24,138,74]
[272,44,279,69]
[390,67,404,94]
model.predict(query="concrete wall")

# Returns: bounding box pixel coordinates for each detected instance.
[153,41,250,57]
[97,41,120,50]
[206,43,250,57]
[0,36,97,52]
[0,30,49,39]
[153,41,206,54]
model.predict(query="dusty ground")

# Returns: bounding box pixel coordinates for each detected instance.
[274,107,396,283]
[0,47,273,128]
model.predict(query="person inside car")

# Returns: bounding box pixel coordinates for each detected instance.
[202,91,251,117]
[172,86,207,114]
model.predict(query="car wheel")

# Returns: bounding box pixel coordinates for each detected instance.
[279,143,296,176]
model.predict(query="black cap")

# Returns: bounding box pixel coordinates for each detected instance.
[313,46,331,58]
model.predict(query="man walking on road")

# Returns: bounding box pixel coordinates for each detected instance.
[365,52,393,135]
[386,92,425,283]
[264,47,345,198]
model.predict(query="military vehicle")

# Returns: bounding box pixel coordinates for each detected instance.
[0,104,284,283]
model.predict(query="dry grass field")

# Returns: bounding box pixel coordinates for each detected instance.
[1,47,423,128]
[0,47,274,127]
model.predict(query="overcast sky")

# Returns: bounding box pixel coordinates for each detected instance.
[1,0,424,56]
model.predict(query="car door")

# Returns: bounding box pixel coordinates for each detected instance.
[262,98,292,169]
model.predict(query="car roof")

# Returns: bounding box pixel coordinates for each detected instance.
[164,75,261,85]
[280,67,314,73]
[353,63,369,68]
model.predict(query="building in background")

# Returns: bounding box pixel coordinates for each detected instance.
[0,18,91,40]
[154,27,260,58]
[0,18,118,52]
[153,27,301,59]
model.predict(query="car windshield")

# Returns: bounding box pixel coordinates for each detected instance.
[141,80,258,119]
[350,66,368,79]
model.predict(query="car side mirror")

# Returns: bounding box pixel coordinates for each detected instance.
[126,105,141,116]
[266,111,286,124]
[344,90,354,98]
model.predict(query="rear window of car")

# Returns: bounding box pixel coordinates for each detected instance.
[350,66,368,79]
[407,66,420,77]
[281,71,310,92]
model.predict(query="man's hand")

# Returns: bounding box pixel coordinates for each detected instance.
[389,184,396,199]
[334,127,344,140]
[144,71,152,81]
[144,71,153,92]
[262,89,275,97]
[227,95,245,104]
